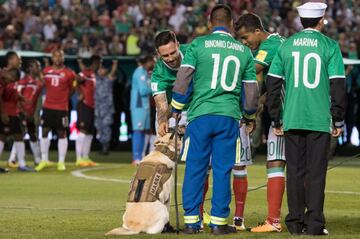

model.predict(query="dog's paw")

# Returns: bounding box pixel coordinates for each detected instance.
[161,222,176,233]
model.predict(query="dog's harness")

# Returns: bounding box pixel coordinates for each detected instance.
[128,162,172,203]
[154,145,176,161]
[128,128,185,203]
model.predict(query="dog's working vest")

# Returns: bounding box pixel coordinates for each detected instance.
[128,162,172,203]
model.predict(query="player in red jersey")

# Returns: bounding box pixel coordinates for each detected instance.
[0,68,21,173]
[36,49,76,171]
[4,51,23,169]
[75,55,101,166]
[3,51,36,172]
[1,65,35,172]
[17,60,43,165]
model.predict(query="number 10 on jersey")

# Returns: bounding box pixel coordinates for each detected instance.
[211,53,240,91]
[292,52,321,89]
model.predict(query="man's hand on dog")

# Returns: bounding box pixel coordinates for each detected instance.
[158,121,169,137]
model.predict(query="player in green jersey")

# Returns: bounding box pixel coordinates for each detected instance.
[267,2,346,236]
[171,4,258,235]
[151,30,188,136]
[235,13,285,233]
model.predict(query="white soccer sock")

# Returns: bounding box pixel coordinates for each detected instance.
[0,140,4,157]
[8,144,16,163]
[40,138,50,163]
[76,132,86,159]
[30,141,41,164]
[0,140,4,156]
[14,141,26,168]
[148,134,156,152]
[143,133,150,157]
[58,138,68,164]
[83,135,93,158]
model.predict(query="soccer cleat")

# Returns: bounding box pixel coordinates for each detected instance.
[35,161,49,171]
[34,158,41,166]
[75,158,90,167]
[203,210,211,225]
[131,160,140,166]
[82,157,98,166]
[250,220,282,233]
[233,217,246,231]
[57,162,66,171]
[18,165,36,172]
[7,160,19,168]
[0,167,9,173]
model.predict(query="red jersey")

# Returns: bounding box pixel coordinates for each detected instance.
[0,70,5,97]
[2,82,19,116]
[18,75,43,116]
[78,69,96,108]
[43,66,75,111]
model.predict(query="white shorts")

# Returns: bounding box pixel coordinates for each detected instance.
[234,124,252,166]
[267,126,286,161]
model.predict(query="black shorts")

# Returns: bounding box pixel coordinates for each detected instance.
[0,116,23,135]
[41,108,69,131]
[20,115,38,139]
[76,101,95,133]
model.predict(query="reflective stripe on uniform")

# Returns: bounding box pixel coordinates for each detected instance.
[180,137,190,162]
[184,215,200,224]
[210,215,228,225]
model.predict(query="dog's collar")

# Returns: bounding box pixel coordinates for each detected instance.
[155,145,176,161]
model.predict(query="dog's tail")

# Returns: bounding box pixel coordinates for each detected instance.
[105,226,140,236]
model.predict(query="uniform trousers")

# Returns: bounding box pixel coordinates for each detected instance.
[182,115,239,227]
[284,129,330,235]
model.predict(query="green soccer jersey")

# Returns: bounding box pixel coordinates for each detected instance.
[254,33,285,77]
[268,29,346,133]
[181,30,256,122]
[151,44,188,102]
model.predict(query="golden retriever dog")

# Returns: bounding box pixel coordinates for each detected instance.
[106,131,182,235]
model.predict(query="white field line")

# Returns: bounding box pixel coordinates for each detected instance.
[71,166,130,183]
[71,167,360,195]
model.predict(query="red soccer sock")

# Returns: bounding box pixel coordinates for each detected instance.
[233,176,248,218]
[199,174,209,216]
[267,176,285,224]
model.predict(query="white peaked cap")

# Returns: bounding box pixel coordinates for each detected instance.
[297,2,327,18]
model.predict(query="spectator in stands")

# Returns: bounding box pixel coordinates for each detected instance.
[108,35,124,56]
[77,35,93,58]
[62,31,78,55]
[43,16,58,41]
[126,29,141,56]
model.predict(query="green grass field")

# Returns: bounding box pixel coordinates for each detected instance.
[0,151,359,239]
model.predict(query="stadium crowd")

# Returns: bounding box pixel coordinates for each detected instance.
[0,3,357,175]
[0,0,359,58]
